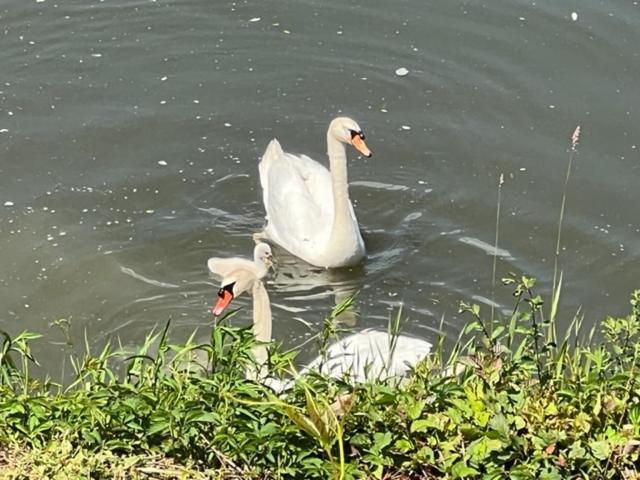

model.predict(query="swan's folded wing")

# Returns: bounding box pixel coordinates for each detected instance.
[292,153,334,218]
[259,139,284,212]
[207,257,254,279]
[260,145,334,252]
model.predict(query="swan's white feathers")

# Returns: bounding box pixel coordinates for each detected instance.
[207,243,271,287]
[300,329,432,383]
[259,141,335,256]
[207,257,255,280]
[258,118,368,267]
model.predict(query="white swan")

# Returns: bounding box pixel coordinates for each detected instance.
[258,117,372,268]
[207,243,273,315]
[299,329,433,384]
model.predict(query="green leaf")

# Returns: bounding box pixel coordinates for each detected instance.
[147,419,170,436]
[283,405,322,442]
[451,460,479,478]
[370,431,393,455]
[589,440,611,460]
[539,466,562,480]
[467,436,504,462]
[491,325,505,340]
[392,438,413,453]
[410,414,447,433]
[407,398,426,420]
[568,441,587,459]
[193,412,218,423]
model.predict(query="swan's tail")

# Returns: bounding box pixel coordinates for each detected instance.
[258,139,283,223]
[259,139,283,181]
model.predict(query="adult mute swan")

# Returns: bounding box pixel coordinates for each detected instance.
[258,117,372,268]
[207,243,273,315]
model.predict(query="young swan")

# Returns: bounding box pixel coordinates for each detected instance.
[207,243,273,315]
[207,245,274,382]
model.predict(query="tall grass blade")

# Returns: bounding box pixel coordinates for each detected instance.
[552,126,580,300]
[491,173,504,324]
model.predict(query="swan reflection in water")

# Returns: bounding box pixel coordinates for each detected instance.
[266,247,364,328]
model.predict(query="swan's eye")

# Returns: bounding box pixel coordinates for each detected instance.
[350,129,365,140]
[218,282,236,298]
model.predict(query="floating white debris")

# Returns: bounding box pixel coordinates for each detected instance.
[401,125,411,130]
[224,122,232,127]
[395,67,409,77]
[36,0,45,3]
[157,160,168,166]
[571,11,578,21]
[519,167,527,172]
[249,17,261,22]
[404,212,422,222]
[4,201,14,207]
[0,128,8,133]
[549,105,556,109]
[518,16,526,21]
[160,76,167,81]
[91,53,102,57]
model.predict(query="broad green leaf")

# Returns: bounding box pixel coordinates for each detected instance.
[589,440,611,460]
[451,460,479,478]
[467,436,504,462]
[407,398,426,421]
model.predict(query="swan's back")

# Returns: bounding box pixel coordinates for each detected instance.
[259,139,335,258]
[300,329,432,383]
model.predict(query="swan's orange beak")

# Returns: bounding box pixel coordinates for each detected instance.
[212,286,234,316]
[351,135,372,158]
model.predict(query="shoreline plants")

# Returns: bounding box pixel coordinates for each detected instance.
[1,279,640,479]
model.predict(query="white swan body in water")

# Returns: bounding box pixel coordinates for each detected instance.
[299,329,433,384]
[258,117,372,268]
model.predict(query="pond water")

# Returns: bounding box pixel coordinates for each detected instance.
[1,0,638,374]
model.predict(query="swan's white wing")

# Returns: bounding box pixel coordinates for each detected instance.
[291,153,334,218]
[300,329,432,382]
[207,257,254,279]
[259,139,334,257]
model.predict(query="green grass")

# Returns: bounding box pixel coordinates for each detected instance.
[1,277,640,479]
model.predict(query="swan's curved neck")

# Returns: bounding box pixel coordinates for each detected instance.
[248,280,272,379]
[327,132,353,243]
